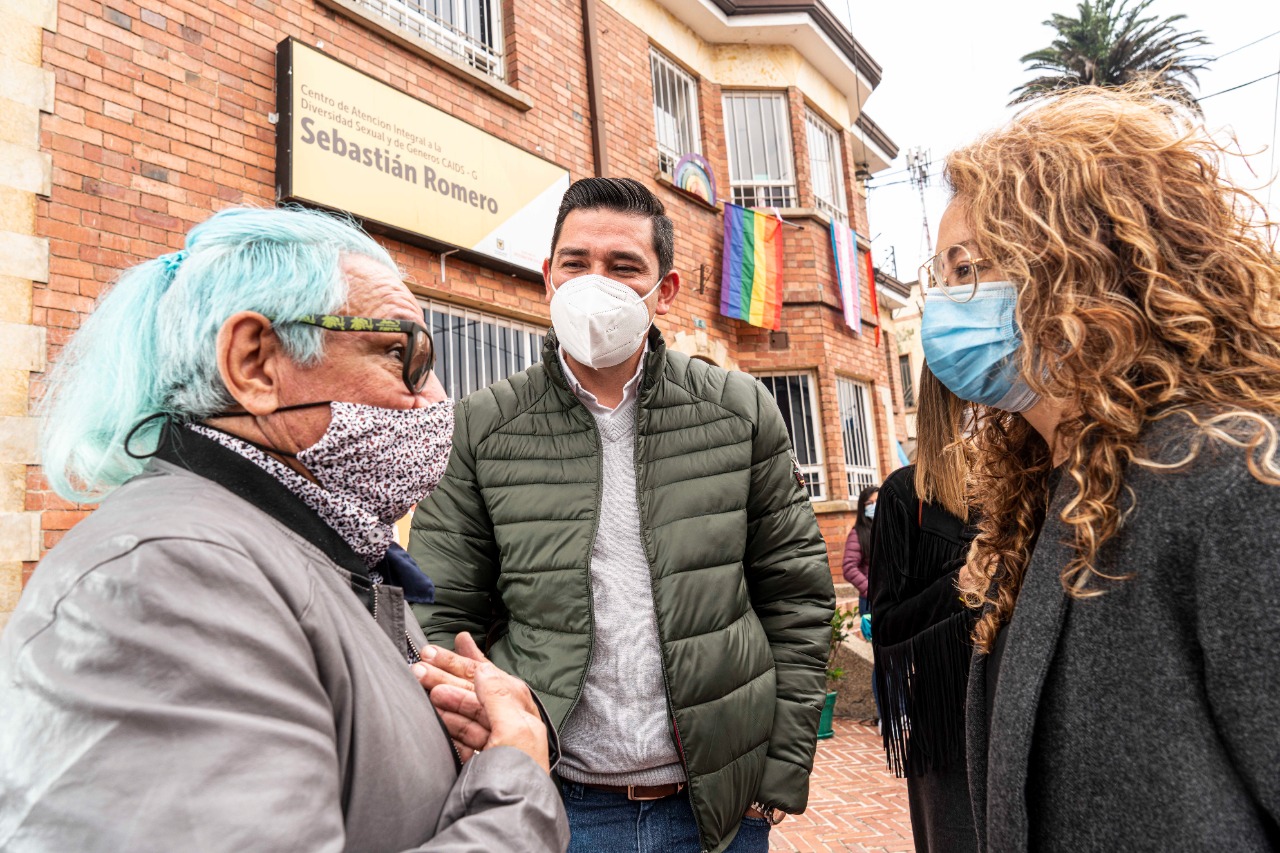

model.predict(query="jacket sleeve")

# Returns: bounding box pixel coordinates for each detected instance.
[743,381,837,815]
[0,539,568,853]
[841,529,868,595]
[428,748,569,852]
[410,398,502,649]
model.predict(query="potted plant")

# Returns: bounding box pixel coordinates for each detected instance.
[817,607,859,739]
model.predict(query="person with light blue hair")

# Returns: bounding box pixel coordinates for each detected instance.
[0,206,569,852]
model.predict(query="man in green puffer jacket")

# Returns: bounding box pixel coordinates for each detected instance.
[410,178,835,853]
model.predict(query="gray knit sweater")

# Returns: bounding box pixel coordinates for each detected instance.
[555,351,686,787]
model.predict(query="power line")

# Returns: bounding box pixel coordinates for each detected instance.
[868,30,1280,187]
[1200,70,1280,101]
[1212,29,1280,61]
[1268,42,1279,207]
[867,169,943,191]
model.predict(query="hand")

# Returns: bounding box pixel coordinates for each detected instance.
[412,632,551,773]
[413,632,487,760]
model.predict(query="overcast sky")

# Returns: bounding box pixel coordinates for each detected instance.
[836,0,1280,281]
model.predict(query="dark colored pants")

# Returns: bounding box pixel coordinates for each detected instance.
[906,761,978,853]
[559,779,770,853]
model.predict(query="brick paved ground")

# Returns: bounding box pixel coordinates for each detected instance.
[771,719,914,853]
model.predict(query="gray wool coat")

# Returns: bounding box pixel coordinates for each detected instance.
[968,415,1280,852]
[0,426,569,853]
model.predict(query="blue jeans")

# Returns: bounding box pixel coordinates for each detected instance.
[559,780,771,853]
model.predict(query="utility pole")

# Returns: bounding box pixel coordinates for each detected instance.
[906,147,932,254]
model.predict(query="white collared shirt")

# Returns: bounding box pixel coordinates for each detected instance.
[556,342,649,420]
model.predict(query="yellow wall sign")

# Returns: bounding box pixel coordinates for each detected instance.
[275,38,570,277]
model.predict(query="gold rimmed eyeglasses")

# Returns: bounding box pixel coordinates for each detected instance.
[919,244,992,304]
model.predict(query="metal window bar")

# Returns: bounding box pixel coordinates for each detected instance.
[422,300,544,399]
[650,50,701,176]
[723,92,797,208]
[351,0,503,79]
[757,373,826,501]
[837,377,879,499]
[804,109,848,223]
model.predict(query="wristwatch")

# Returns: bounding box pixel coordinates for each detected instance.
[749,801,786,825]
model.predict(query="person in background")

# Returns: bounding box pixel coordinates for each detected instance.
[842,484,880,724]
[411,177,834,853]
[841,485,879,603]
[867,364,977,853]
[925,85,1280,850]
[0,207,568,852]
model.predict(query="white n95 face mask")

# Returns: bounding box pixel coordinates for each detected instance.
[549,273,662,369]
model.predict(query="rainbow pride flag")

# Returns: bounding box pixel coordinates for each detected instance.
[720,203,783,330]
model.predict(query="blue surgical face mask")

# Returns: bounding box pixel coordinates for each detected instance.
[864,503,877,520]
[920,280,1040,412]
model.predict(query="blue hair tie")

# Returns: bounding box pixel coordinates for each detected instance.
[159,250,188,276]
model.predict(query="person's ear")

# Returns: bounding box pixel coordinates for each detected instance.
[216,311,285,415]
[542,258,555,302]
[654,269,681,316]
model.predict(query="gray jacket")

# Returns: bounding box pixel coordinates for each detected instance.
[967,415,1280,852]
[0,427,569,852]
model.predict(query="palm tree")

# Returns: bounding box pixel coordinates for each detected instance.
[1010,0,1211,113]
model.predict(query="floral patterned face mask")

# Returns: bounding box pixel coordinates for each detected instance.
[294,401,455,525]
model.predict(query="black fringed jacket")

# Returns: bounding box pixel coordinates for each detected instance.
[867,465,977,777]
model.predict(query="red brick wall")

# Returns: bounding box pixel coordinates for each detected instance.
[31,0,891,586]
[31,0,596,565]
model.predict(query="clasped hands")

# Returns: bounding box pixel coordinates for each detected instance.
[413,633,773,822]
[411,631,551,773]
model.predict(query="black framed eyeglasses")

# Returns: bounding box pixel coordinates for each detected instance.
[287,314,435,394]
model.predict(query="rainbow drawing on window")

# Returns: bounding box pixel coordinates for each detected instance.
[673,154,717,207]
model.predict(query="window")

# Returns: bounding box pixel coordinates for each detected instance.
[422,300,546,399]
[804,109,848,223]
[352,0,503,78]
[650,50,701,176]
[723,92,797,208]
[758,373,826,500]
[837,377,879,498]
[899,354,915,408]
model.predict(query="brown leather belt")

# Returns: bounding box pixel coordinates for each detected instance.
[579,781,687,801]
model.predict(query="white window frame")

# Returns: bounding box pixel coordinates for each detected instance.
[650,49,701,176]
[804,108,848,223]
[757,372,827,501]
[723,91,797,209]
[837,376,880,499]
[421,299,546,400]
[351,0,504,79]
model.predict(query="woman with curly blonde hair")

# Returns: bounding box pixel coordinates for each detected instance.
[918,85,1280,851]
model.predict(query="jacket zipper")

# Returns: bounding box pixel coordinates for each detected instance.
[404,626,421,666]
[558,413,605,729]
[380,578,465,772]
[631,404,699,843]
